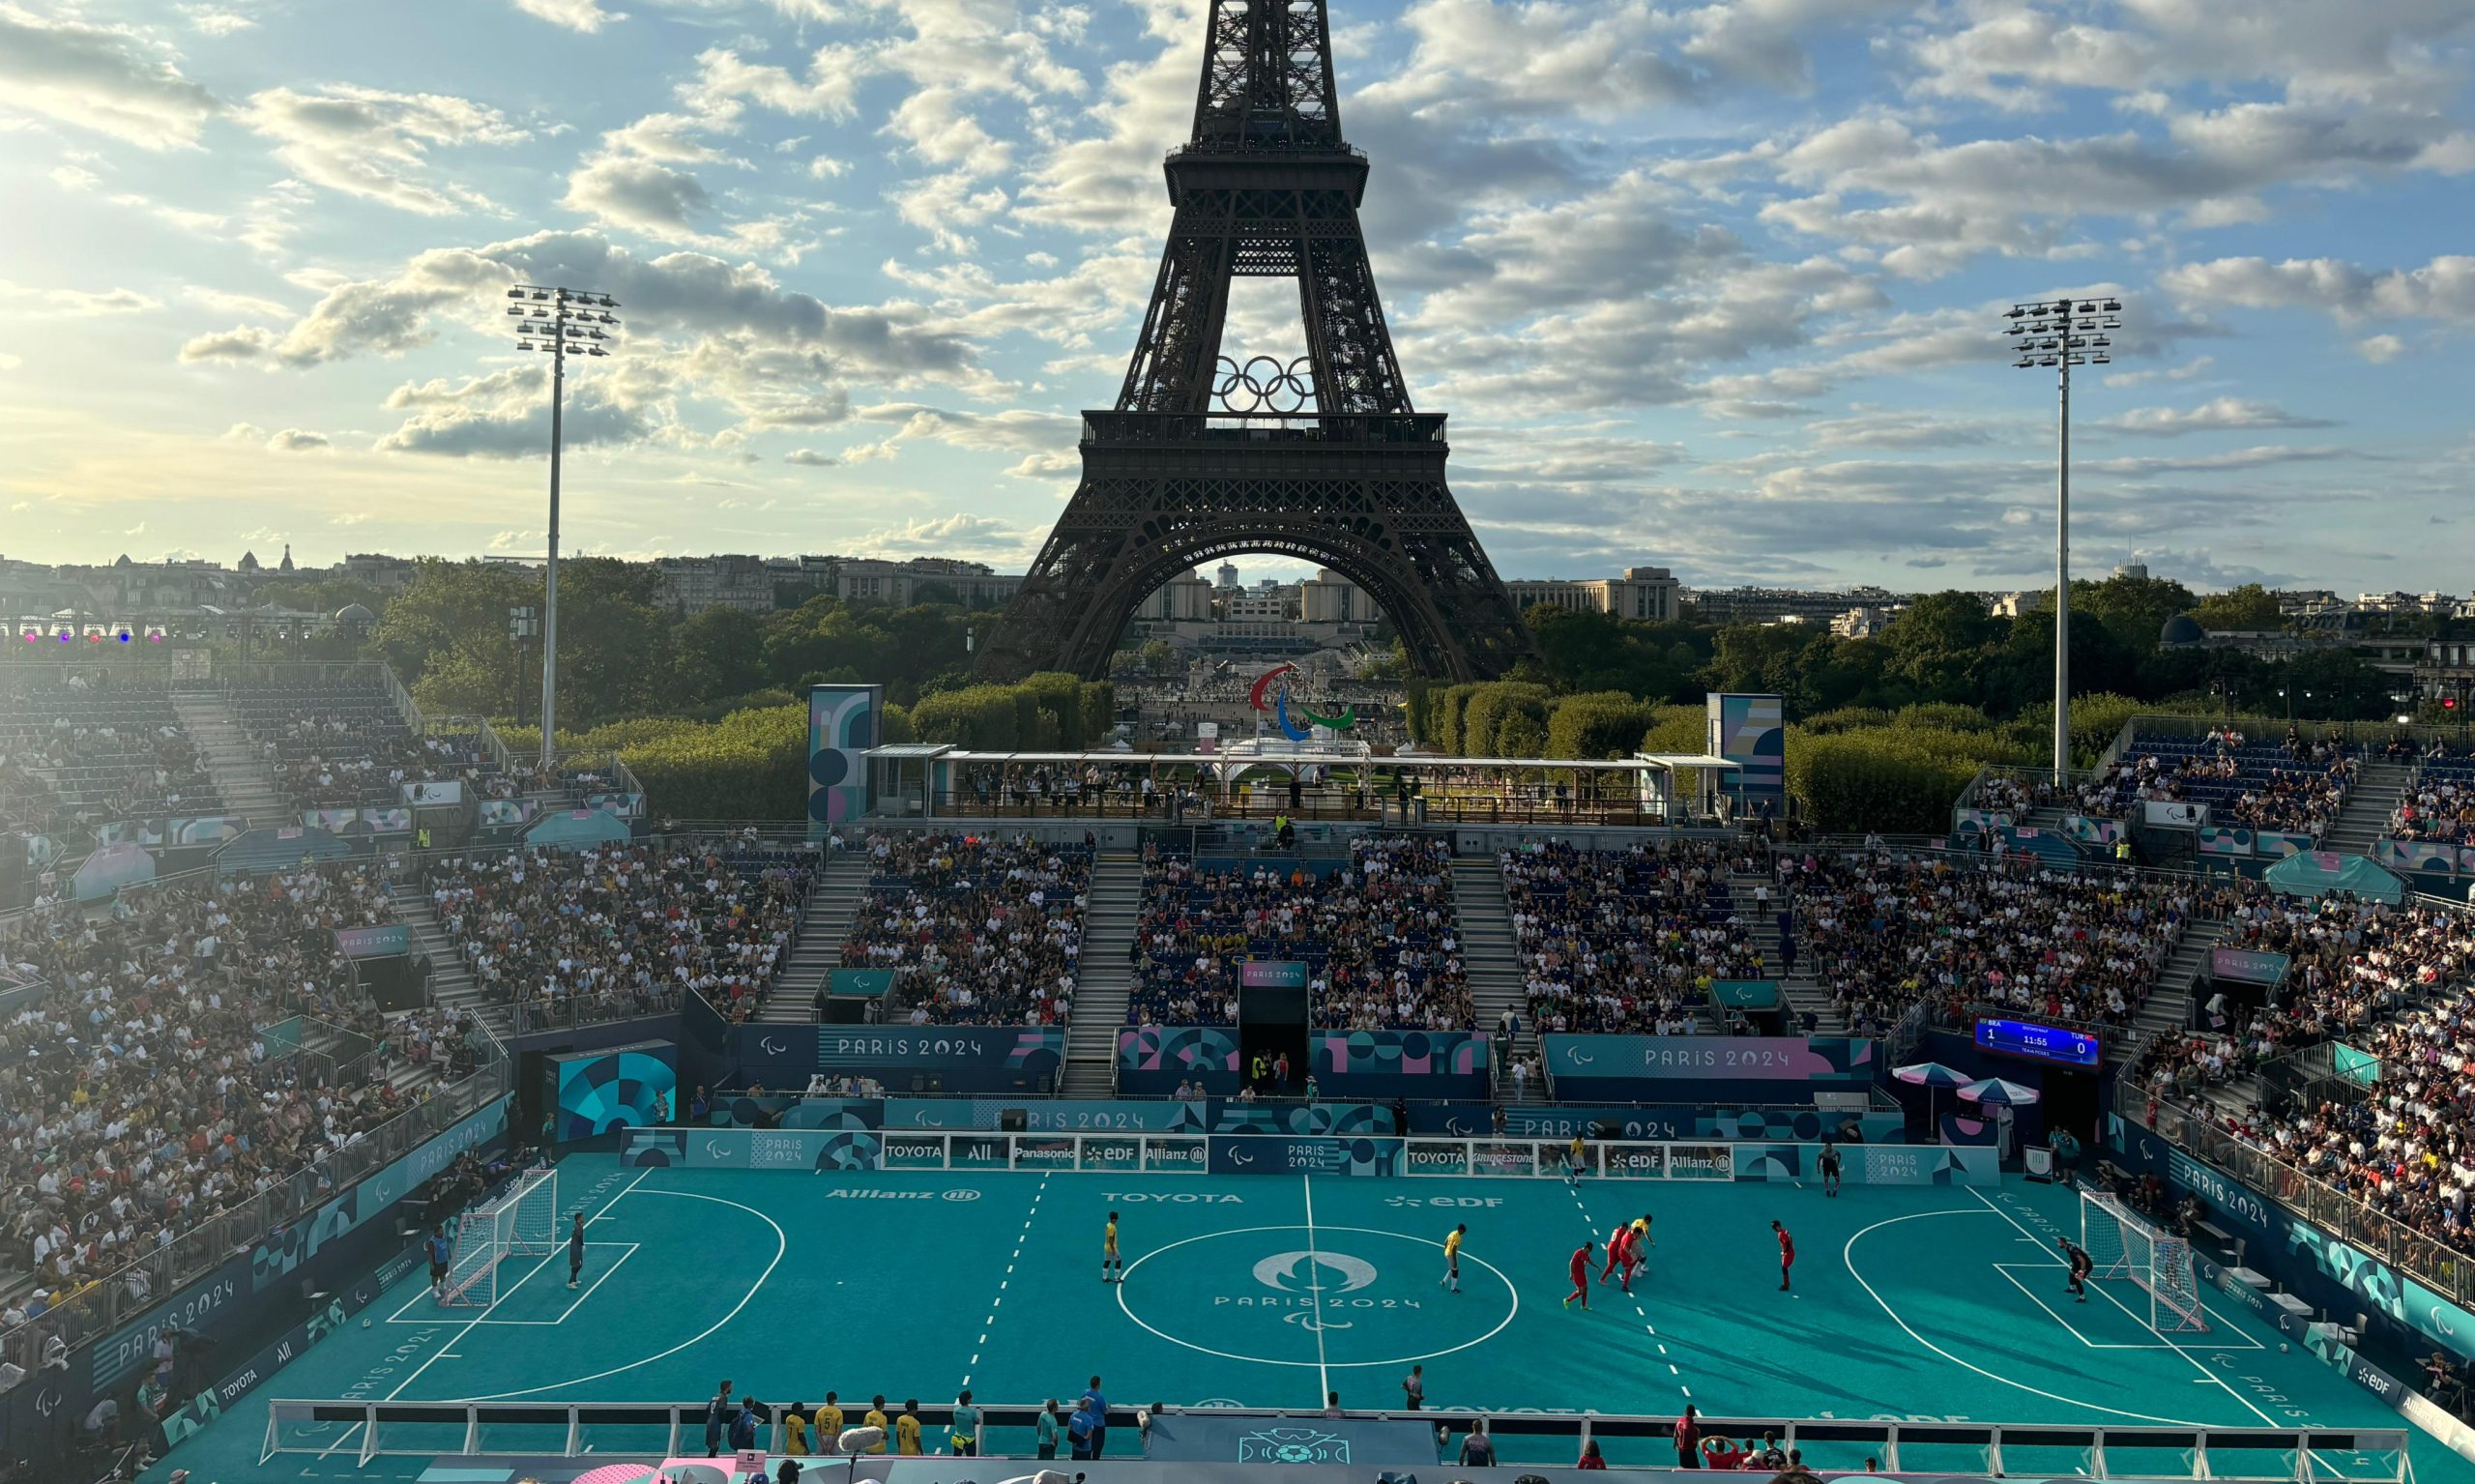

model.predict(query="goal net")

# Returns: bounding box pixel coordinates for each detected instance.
[440,1167,559,1308]
[2081,1189,2207,1333]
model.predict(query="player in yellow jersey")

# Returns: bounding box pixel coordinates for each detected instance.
[1101,1210,1121,1284]
[1440,1222,1467,1293]
[1565,1133,1587,1185]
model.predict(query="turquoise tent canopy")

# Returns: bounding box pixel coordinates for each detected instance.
[2263,850,2404,906]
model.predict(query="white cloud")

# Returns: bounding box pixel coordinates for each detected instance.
[0,280,160,315]
[850,510,1029,558]
[241,85,525,216]
[178,6,256,36]
[183,286,293,318]
[783,448,837,466]
[511,0,618,31]
[2104,355,2214,389]
[2356,334,2407,363]
[888,170,1009,254]
[2161,255,2475,324]
[2095,397,2338,437]
[0,5,221,148]
[267,427,332,451]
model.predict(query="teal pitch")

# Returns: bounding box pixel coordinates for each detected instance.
[158,1155,2469,1482]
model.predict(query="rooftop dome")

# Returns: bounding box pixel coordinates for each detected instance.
[2159,612,2204,647]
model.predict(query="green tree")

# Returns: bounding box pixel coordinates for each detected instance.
[1881,591,2004,699]
[2073,572,2198,656]
[673,606,771,706]
[2192,584,2283,632]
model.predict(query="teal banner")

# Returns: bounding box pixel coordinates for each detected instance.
[2332,1043,2380,1087]
[1709,978,1780,1009]
[829,967,895,998]
[2209,946,2290,984]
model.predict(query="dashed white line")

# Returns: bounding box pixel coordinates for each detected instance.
[962,1173,1049,1391]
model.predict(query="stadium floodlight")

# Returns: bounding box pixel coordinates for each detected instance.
[507,283,622,771]
[2004,296,2121,785]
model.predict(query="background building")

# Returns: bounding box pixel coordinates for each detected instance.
[1505,567,1682,622]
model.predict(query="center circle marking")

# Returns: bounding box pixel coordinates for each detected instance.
[1115,1223,1520,1369]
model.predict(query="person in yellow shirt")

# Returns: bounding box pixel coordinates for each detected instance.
[783,1405,809,1456]
[863,1396,889,1454]
[1101,1210,1121,1284]
[814,1393,844,1451]
[894,1399,923,1455]
[1441,1223,1466,1294]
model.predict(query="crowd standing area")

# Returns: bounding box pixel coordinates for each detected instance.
[1787,850,2211,1037]
[1126,835,1468,1030]
[0,673,224,837]
[2141,889,2475,1258]
[840,832,1088,1027]
[1504,839,1766,1035]
[0,862,457,1356]
[422,840,816,1027]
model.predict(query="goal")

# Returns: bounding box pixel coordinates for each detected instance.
[2080,1189,2207,1333]
[439,1167,559,1308]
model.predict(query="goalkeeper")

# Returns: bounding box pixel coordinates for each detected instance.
[2057,1237,2092,1303]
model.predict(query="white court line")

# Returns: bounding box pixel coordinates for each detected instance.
[587,1166,653,1223]
[450,1189,788,1402]
[388,1243,640,1324]
[1992,1264,2148,1349]
[469,1243,642,1325]
[1968,1189,2283,1424]
[1844,1208,2218,1427]
[1301,1174,1332,1410]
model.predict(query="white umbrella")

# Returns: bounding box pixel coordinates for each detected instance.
[1893,1061,1972,1133]
[1958,1077,2040,1107]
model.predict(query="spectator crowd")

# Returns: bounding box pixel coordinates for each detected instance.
[1127,836,1470,1031]
[841,832,1088,1027]
[1504,840,1766,1035]
[425,841,814,1025]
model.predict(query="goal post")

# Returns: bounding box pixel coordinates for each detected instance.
[2081,1188,2207,1333]
[439,1167,558,1308]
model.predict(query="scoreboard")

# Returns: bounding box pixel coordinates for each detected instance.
[1973,1016,2102,1070]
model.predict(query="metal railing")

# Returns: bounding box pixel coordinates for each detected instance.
[2116,1080,2475,1310]
[917,788,1702,828]
[262,1397,2407,1481]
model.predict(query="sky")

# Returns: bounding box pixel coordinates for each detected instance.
[0,0,2469,597]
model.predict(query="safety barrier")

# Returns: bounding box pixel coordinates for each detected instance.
[259,1397,2408,1480]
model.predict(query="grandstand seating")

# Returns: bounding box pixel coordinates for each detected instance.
[842,832,1088,1027]
[0,672,223,834]
[0,861,431,1340]
[422,840,814,1026]
[2177,892,2475,1255]
[1785,850,2213,1037]
[1503,840,1762,1035]
[2394,747,2475,845]
[1127,836,1469,1030]
[225,677,487,811]
[2074,728,2355,835]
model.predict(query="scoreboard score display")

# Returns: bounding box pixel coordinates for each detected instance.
[1973,1016,2103,1069]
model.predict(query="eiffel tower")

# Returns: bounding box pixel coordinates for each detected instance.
[974,0,1538,684]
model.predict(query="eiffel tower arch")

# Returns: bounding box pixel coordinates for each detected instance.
[975,0,1539,684]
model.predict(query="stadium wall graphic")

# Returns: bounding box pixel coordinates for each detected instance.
[1543,1034,1876,1101]
[806,682,881,838]
[1308,1030,1491,1098]
[1706,691,1785,806]
[548,1040,679,1141]
[733,1024,1065,1094]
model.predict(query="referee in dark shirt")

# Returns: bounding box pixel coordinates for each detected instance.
[568,1212,587,1289]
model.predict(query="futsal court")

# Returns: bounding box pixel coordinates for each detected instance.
[150,1154,2468,1482]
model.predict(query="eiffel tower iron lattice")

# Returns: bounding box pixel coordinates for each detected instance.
[974,0,1539,684]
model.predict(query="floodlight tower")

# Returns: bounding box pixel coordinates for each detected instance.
[506,284,620,771]
[2004,296,2120,786]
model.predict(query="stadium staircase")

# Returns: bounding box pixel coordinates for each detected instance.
[2112,917,2226,1071]
[1061,852,1142,1097]
[387,880,512,1039]
[2320,758,2411,856]
[751,852,872,1025]
[1449,856,1539,1100]
[171,690,287,827]
[1733,871,1847,1033]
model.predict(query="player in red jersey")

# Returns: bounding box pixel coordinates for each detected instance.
[1772,1219,1794,1292]
[1597,1223,1633,1291]
[1564,1242,1592,1310]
